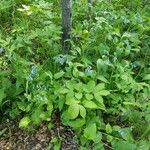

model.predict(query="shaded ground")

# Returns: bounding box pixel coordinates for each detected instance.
[0,114,79,150]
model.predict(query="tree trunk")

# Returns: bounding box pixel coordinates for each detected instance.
[61,0,72,53]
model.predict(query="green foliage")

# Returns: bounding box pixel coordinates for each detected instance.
[84,123,97,140]
[0,0,150,149]
[19,116,31,128]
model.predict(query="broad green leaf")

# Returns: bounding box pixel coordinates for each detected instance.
[31,109,43,125]
[119,128,134,141]
[67,119,85,129]
[112,141,137,150]
[93,142,104,150]
[84,123,97,140]
[39,112,49,120]
[137,140,150,150]
[68,104,80,119]
[113,125,121,131]
[83,80,95,93]
[107,135,113,142]
[61,110,70,121]
[96,59,107,73]
[143,74,150,80]
[48,122,54,129]
[51,137,61,150]
[57,88,69,94]
[58,98,65,111]
[74,62,84,67]
[54,141,61,150]
[94,93,104,104]
[75,92,83,99]
[80,135,88,147]
[82,100,98,109]
[79,105,86,118]
[94,132,102,143]
[97,75,109,83]
[66,80,75,90]
[94,83,105,93]
[78,71,85,78]
[79,146,87,150]
[65,93,80,105]
[47,103,53,113]
[106,123,112,133]
[19,116,30,128]
[74,82,83,92]
[54,71,65,79]
[99,90,110,96]
[85,94,93,100]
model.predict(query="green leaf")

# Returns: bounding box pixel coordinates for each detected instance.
[67,119,85,129]
[66,80,75,90]
[74,82,83,92]
[19,116,30,128]
[99,90,110,96]
[17,102,26,111]
[94,93,104,104]
[106,123,112,133]
[94,83,105,93]
[113,125,121,131]
[48,122,54,129]
[75,92,83,99]
[80,135,88,147]
[119,128,134,141]
[51,137,61,150]
[54,71,65,79]
[79,146,87,150]
[79,105,86,118]
[97,59,107,73]
[84,123,97,140]
[68,104,80,119]
[143,74,150,80]
[54,141,61,150]
[123,102,141,108]
[57,88,69,94]
[58,98,65,111]
[47,102,53,113]
[45,71,53,79]
[39,112,49,120]
[93,142,104,150]
[107,135,113,142]
[83,80,95,93]
[65,93,79,105]
[0,89,6,105]
[82,100,98,109]
[94,132,102,144]
[31,109,43,125]
[112,141,137,150]
[85,94,93,100]
[137,140,150,150]
[97,75,109,83]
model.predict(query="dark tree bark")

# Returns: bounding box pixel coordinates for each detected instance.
[61,0,72,53]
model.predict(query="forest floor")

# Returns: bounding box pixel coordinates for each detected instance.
[0,113,79,150]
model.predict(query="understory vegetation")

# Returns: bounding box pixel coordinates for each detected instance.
[0,0,150,149]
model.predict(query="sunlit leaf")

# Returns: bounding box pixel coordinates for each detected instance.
[68,104,80,119]
[84,123,97,140]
